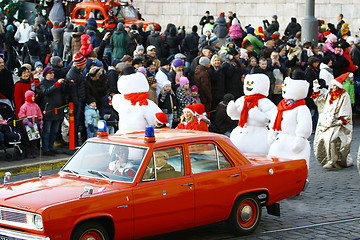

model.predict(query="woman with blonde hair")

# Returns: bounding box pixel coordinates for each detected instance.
[176,104,201,130]
[208,54,226,120]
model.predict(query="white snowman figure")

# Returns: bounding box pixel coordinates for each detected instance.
[268,70,312,168]
[227,67,276,154]
[112,66,162,134]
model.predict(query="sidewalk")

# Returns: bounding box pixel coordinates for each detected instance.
[0,145,75,176]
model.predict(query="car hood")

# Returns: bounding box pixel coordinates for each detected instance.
[0,173,130,212]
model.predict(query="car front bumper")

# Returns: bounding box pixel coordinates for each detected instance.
[0,227,49,240]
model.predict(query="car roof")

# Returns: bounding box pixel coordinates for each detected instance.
[90,129,232,148]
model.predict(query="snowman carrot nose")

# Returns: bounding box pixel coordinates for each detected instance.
[247,83,252,86]
[276,85,284,88]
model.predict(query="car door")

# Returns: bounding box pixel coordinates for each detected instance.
[188,142,242,226]
[132,146,195,239]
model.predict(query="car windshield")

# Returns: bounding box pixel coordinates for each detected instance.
[61,142,147,183]
[112,5,137,19]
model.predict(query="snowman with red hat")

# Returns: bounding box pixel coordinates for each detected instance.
[112,66,162,134]
[227,67,276,154]
[268,70,312,168]
[312,72,353,169]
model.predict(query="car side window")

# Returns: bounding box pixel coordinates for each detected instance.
[92,9,104,20]
[189,143,232,174]
[75,9,86,19]
[141,147,184,181]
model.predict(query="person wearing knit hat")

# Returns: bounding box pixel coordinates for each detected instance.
[18,90,43,158]
[209,36,220,48]
[312,71,353,169]
[198,57,210,67]
[29,32,37,40]
[138,66,147,74]
[154,112,170,129]
[192,103,210,131]
[339,22,350,38]
[42,66,55,78]
[176,76,193,116]
[50,56,62,67]
[73,52,87,67]
[194,57,211,112]
[342,73,355,106]
[176,104,201,130]
[172,58,184,68]
[243,27,264,55]
[190,85,201,104]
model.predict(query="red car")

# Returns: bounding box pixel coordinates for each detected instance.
[0,127,308,240]
[71,0,160,30]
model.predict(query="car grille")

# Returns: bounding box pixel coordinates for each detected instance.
[0,207,26,225]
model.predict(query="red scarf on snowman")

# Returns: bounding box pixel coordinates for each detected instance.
[272,99,305,131]
[238,94,266,127]
[124,92,149,106]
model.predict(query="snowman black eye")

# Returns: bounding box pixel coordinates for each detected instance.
[251,81,254,84]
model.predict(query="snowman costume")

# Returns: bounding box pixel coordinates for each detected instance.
[268,72,312,168]
[112,67,162,134]
[227,69,276,154]
[312,73,353,169]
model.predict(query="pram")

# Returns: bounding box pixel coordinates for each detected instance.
[0,99,25,161]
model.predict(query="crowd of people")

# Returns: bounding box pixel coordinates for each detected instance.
[0,9,358,171]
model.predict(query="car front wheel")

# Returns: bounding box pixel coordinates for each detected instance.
[227,193,262,236]
[71,221,110,240]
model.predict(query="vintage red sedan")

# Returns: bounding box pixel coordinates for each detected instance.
[0,127,308,240]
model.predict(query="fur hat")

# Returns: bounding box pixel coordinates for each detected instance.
[73,52,87,67]
[50,56,62,66]
[155,112,169,126]
[42,66,54,78]
[173,59,184,68]
[199,57,210,66]
[332,72,350,89]
[179,77,189,88]
[117,67,149,94]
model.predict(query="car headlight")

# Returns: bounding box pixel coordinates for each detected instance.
[26,213,43,230]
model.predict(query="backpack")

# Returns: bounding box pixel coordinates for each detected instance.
[229,24,242,39]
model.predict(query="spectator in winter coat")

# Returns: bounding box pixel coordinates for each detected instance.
[14,19,32,45]
[0,57,14,102]
[199,11,214,34]
[51,21,64,57]
[176,77,194,116]
[336,14,345,34]
[14,67,32,117]
[244,27,264,55]
[66,52,88,145]
[264,15,279,37]
[208,54,226,120]
[176,104,201,130]
[284,17,301,38]
[100,89,117,134]
[198,24,213,52]
[128,24,143,55]
[137,22,148,46]
[84,98,100,139]
[156,58,171,96]
[325,41,350,78]
[111,23,130,60]
[350,38,360,67]
[222,48,245,99]
[229,18,244,48]
[319,56,334,88]
[214,12,228,47]
[63,24,74,65]
[304,57,320,128]
[49,56,71,79]
[85,66,109,111]
[22,32,41,67]
[182,25,200,69]
[190,45,213,83]
[144,45,160,70]
[194,57,212,112]
[214,93,237,136]
[80,34,94,57]
[4,25,17,71]
[146,30,165,59]
[165,26,185,58]
[169,58,184,92]
[71,25,85,57]
[39,66,65,156]
[18,90,43,158]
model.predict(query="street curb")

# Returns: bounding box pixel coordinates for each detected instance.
[0,158,68,177]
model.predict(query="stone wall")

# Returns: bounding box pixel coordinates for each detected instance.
[133,0,359,36]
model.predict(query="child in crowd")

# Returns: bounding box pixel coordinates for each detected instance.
[84,98,100,139]
[193,103,210,131]
[154,112,170,129]
[176,104,201,130]
[176,77,194,116]
[18,90,43,158]
[191,85,201,104]
[158,81,178,128]
[80,34,93,57]
[100,89,117,134]
[0,114,22,149]
[33,61,44,87]
[133,45,145,62]
[147,75,158,105]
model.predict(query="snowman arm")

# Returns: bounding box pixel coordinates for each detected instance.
[226,98,243,120]
[259,100,277,123]
[295,106,312,139]
[248,107,267,123]
[112,94,123,113]
[144,101,162,125]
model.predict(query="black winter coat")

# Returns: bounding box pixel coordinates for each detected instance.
[284,22,301,38]
[181,32,200,62]
[39,79,65,121]
[107,69,119,91]
[158,91,178,114]
[0,69,14,102]
[208,65,226,109]
[66,66,86,106]
[100,95,117,127]
[304,65,319,110]
[85,74,109,109]
[22,39,41,60]
[222,61,244,99]
[324,51,350,78]
[165,27,185,57]
[214,101,237,134]
[146,31,165,59]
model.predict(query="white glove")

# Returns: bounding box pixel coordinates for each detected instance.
[313,79,320,92]
[291,136,306,153]
[267,130,277,145]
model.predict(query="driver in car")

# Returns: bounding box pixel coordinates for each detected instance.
[108,147,136,177]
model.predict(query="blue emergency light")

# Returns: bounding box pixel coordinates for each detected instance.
[144,125,156,143]
[97,120,108,137]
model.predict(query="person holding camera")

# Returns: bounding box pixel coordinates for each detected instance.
[263,15,279,37]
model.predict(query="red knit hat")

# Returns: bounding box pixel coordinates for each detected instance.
[332,72,350,88]
[73,52,87,67]
[193,103,205,115]
[183,105,195,115]
[25,90,35,102]
[155,112,169,126]
[219,12,225,17]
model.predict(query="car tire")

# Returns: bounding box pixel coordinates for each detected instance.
[227,193,262,236]
[71,221,110,240]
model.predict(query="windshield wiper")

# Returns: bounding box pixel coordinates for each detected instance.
[62,169,79,177]
[88,170,113,183]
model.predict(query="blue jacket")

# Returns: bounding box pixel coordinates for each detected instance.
[84,104,100,127]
